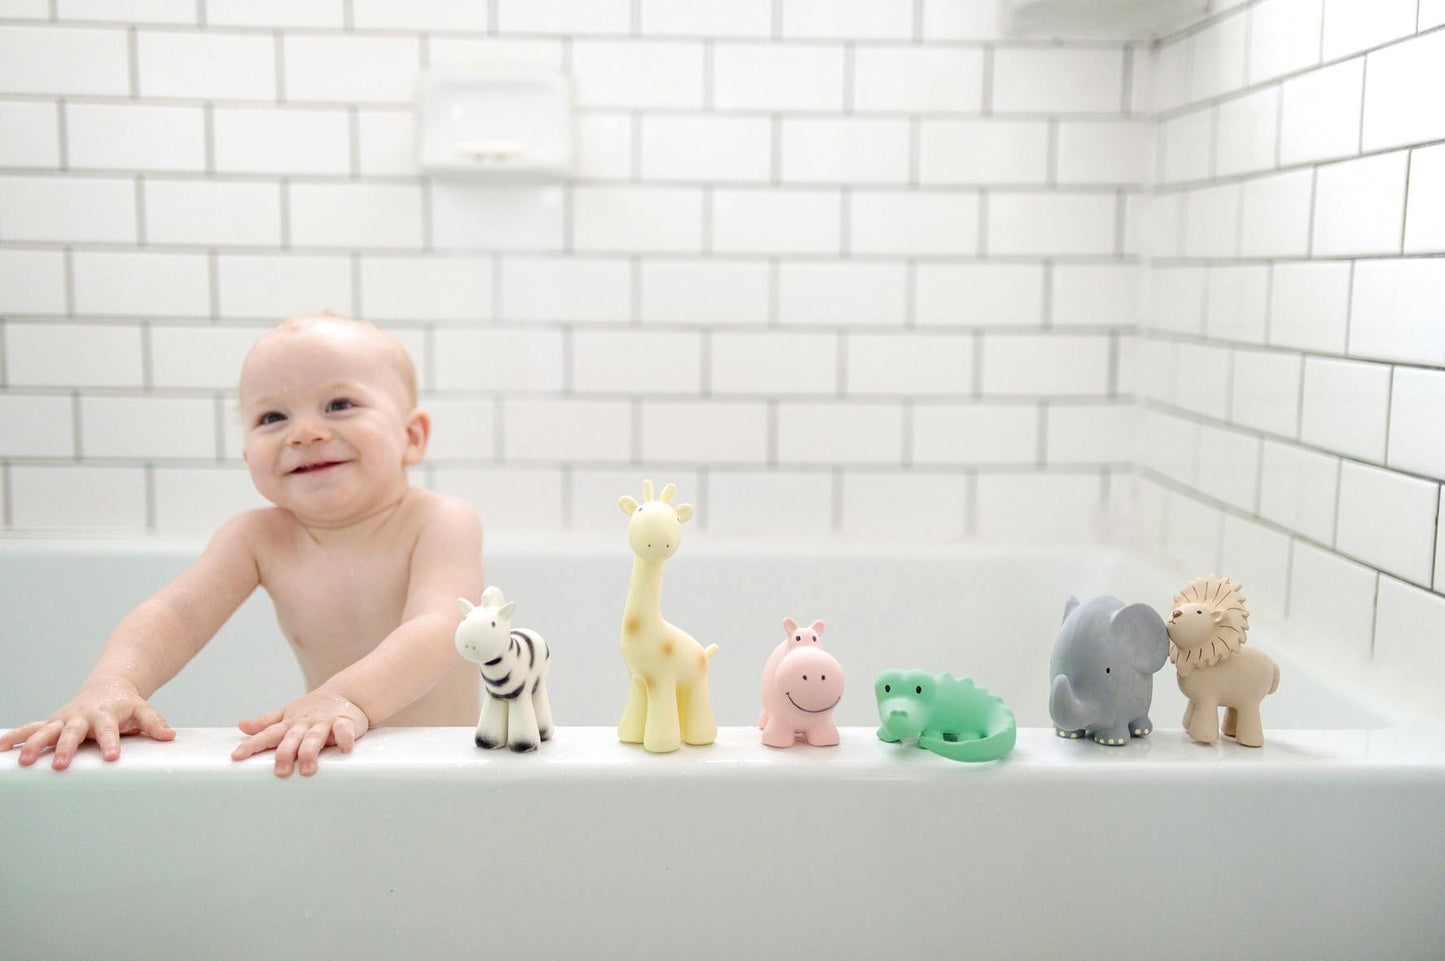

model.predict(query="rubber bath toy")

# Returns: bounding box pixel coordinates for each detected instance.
[874,670,1015,762]
[1168,576,1279,748]
[616,480,718,753]
[1049,595,1167,745]
[456,586,553,752]
[759,618,843,748]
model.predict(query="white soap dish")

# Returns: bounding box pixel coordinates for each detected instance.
[417,67,573,180]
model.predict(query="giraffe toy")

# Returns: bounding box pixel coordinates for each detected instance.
[616,479,718,753]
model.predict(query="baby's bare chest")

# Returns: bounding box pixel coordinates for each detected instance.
[261,548,412,654]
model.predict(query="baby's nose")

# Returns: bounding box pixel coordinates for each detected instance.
[287,417,330,444]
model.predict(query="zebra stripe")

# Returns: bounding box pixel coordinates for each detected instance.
[480,628,548,701]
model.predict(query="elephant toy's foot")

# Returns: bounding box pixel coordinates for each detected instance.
[1055,728,1085,740]
[1129,716,1154,738]
[1094,727,1130,746]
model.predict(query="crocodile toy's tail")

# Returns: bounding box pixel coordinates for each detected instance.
[918,705,1017,762]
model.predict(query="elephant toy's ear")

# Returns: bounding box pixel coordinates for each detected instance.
[1062,595,1081,623]
[1112,602,1169,674]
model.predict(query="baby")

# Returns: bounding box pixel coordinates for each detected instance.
[0,313,483,777]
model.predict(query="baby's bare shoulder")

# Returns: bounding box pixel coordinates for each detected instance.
[405,488,482,532]
[215,507,307,563]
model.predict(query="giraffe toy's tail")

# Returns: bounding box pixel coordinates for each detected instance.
[703,644,719,659]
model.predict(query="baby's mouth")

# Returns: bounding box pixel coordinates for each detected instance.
[289,460,347,475]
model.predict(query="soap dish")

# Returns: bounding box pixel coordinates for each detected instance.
[416,66,573,180]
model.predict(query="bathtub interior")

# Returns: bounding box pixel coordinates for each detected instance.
[0,535,1399,734]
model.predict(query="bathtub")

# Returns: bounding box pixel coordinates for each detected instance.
[1,536,1442,961]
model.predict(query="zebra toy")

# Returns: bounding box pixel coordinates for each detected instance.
[455,586,553,752]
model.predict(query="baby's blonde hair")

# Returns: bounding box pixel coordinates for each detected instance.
[256,311,418,408]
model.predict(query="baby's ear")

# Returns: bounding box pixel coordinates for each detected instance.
[675,503,694,524]
[403,407,431,466]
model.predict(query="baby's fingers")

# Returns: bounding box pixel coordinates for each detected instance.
[17,721,64,766]
[95,717,122,763]
[333,717,358,753]
[237,708,284,736]
[272,724,310,778]
[1,721,46,753]
[131,704,174,742]
[296,723,331,777]
[230,723,285,763]
[51,718,93,771]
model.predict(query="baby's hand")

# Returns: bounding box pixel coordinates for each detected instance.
[231,692,370,777]
[0,676,175,770]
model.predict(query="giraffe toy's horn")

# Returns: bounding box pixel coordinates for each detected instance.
[660,483,676,504]
[642,479,655,502]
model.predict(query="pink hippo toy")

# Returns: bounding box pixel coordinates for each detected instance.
[759,618,844,748]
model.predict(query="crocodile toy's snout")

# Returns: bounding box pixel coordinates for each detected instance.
[879,700,924,739]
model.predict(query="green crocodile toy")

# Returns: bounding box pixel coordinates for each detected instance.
[874,669,1016,762]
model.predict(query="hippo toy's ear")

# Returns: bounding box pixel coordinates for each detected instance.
[783,617,799,636]
[498,601,517,620]
[1062,595,1081,623]
[619,496,639,515]
[675,503,694,524]
[458,598,475,616]
[480,586,505,608]
[1112,602,1169,674]
[810,620,826,636]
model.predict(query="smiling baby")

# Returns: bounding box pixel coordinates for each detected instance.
[1,314,484,777]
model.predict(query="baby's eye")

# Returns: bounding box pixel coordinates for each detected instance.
[326,398,355,412]
[256,411,285,427]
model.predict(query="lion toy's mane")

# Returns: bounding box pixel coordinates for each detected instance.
[1169,575,1249,675]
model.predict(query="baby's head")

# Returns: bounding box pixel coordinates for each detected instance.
[239,313,430,525]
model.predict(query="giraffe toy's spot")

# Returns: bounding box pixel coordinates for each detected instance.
[661,640,674,657]
[624,617,639,634]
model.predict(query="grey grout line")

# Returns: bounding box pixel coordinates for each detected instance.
[55,100,68,170]
[1400,147,1415,252]
[1155,137,1445,195]
[127,27,139,98]
[981,45,994,115]
[133,175,146,244]
[1157,18,1445,118]
[274,30,286,102]
[1368,571,1381,658]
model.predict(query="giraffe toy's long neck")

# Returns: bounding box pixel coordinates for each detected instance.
[624,555,665,626]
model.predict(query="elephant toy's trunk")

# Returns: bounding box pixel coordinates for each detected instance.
[1050,674,1094,731]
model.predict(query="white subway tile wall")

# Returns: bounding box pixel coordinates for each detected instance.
[1,3,1440,707]
[1138,3,1445,707]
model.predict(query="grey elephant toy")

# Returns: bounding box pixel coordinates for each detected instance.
[1049,595,1169,746]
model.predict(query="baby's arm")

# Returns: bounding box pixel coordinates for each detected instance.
[1,514,262,769]
[231,497,483,776]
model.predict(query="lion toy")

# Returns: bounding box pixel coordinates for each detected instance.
[1167,576,1279,748]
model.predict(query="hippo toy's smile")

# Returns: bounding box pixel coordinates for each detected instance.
[786,691,842,714]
